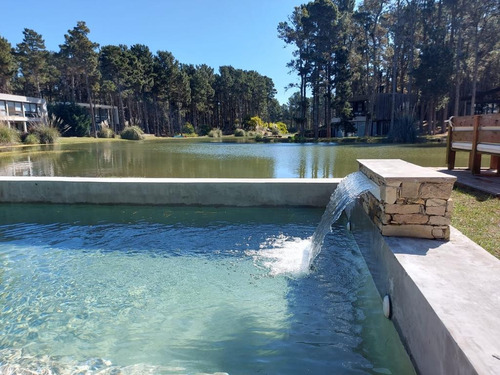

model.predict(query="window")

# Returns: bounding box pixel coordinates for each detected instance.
[24,103,39,117]
[0,100,6,116]
[7,101,23,116]
[7,101,15,116]
[15,102,22,116]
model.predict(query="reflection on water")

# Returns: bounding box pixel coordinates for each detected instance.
[0,139,469,178]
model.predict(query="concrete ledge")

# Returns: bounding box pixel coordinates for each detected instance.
[351,203,500,375]
[0,177,340,207]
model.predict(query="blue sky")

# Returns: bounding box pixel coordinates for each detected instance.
[0,0,303,104]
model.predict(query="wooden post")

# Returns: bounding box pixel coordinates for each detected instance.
[470,115,481,175]
[491,156,500,175]
[446,117,456,170]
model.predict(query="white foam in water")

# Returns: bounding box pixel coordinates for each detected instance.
[248,234,313,276]
[252,171,376,276]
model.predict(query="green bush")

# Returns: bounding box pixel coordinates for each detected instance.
[269,125,280,136]
[244,116,264,131]
[24,133,40,144]
[97,121,114,138]
[120,126,144,140]
[48,103,91,137]
[197,124,211,136]
[274,121,288,134]
[255,133,264,142]
[182,122,195,135]
[97,127,114,138]
[208,128,222,138]
[388,115,418,143]
[234,128,246,137]
[35,126,60,144]
[0,125,20,145]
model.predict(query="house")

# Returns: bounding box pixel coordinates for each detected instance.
[332,93,414,137]
[73,102,120,129]
[0,93,48,132]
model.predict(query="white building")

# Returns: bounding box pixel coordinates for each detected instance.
[0,93,48,132]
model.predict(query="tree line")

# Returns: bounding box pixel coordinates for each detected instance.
[0,22,281,137]
[1,0,499,141]
[279,0,499,139]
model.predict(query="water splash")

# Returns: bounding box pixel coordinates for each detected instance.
[253,171,376,276]
[307,171,375,267]
[247,234,313,276]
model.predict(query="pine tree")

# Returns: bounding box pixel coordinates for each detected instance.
[16,28,49,97]
[59,21,100,137]
[0,36,16,93]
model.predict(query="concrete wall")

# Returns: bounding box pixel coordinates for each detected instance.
[350,202,500,375]
[0,177,340,207]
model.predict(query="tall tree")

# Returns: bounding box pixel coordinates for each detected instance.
[465,0,499,114]
[0,36,16,93]
[59,21,100,137]
[16,28,49,98]
[100,44,132,129]
[186,64,215,131]
[278,4,312,136]
[129,44,155,133]
[353,0,389,136]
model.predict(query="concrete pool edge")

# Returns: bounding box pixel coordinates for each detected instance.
[350,203,500,375]
[0,177,340,207]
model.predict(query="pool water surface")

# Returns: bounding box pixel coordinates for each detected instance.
[0,205,415,374]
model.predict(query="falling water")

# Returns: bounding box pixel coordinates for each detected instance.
[306,171,377,268]
[254,171,377,276]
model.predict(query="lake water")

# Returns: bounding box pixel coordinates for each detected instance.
[0,138,466,178]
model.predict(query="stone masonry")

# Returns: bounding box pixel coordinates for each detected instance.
[358,159,457,240]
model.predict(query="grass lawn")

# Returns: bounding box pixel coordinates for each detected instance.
[451,186,500,259]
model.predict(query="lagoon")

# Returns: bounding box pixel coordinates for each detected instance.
[0,138,467,178]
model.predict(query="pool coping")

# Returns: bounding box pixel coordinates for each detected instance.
[351,203,500,375]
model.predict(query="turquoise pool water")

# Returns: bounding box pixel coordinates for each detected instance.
[0,205,415,374]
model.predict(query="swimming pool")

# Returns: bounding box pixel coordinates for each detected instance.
[0,204,415,374]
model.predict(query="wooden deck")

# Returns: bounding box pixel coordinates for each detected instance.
[432,167,500,197]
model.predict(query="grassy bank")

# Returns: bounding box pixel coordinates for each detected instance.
[451,186,500,259]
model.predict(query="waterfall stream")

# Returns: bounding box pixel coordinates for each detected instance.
[305,171,377,268]
[250,171,378,276]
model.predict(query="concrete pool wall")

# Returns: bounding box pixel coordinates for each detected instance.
[0,165,499,374]
[0,177,339,207]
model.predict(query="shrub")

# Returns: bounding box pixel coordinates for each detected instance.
[274,121,288,134]
[388,115,418,143]
[26,115,63,144]
[98,128,114,138]
[197,124,211,136]
[234,128,246,137]
[24,133,40,144]
[244,116,264,131]
[182,122,196,135]
[97,121,115,138]
[208,128,222,138]
[269,125,280,136]
[48,103,91,137]
[0,125,20,145]
[255,133,264,142]
[120,126,144,140]
[36,126,60,144]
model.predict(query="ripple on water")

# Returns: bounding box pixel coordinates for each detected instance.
[0,208,415,374]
